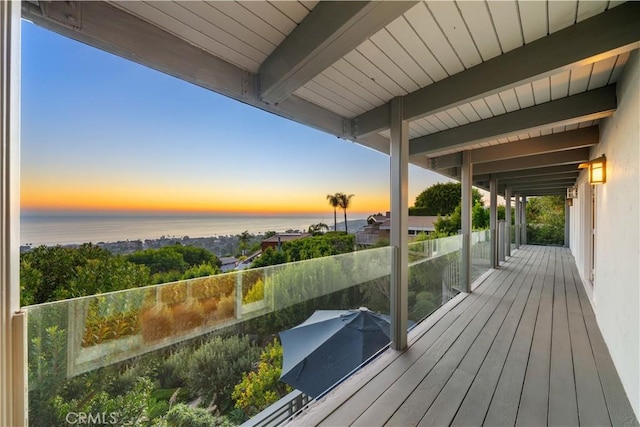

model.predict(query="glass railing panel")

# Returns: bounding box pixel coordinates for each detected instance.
[408,235,462,325]
[22,246,393,425]
[471,229,492,282]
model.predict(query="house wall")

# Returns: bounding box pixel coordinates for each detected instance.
[570,50,640,418]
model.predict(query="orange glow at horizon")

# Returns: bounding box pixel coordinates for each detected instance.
[21,182,389,216]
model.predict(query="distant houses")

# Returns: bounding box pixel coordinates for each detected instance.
[219,257,239,273]
[260,233,311,252]
[356,212,439,245]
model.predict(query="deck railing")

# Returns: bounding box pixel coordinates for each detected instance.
[23,246,396,379]
[21,232,487,425]
[241,390,310,427]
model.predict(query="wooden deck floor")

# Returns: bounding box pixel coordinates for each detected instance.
[289,246,638,426]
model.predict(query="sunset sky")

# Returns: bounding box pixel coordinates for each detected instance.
[21,21,449,217]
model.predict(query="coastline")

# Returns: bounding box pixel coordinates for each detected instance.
[21,213,368,247]
[20,218,369,256]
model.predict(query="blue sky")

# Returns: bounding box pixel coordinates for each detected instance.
[21,21,448,217]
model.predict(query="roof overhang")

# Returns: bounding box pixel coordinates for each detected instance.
[21,0,640,197]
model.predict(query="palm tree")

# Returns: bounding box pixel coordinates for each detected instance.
[326,193,341,231]
[238,230,251,256]
[308,222,329,235]
[338,193,354,234]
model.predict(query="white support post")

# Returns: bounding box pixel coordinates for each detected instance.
[498,220,506,262]
[1,2,25,425]
[564,196,570,248]
[389,97,408,350]
[505,187,512,257]
[522,196,528,245]
[515,193,521,249]
[461,151,473,293]
[489,176,498,268]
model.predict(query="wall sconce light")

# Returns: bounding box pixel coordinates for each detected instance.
[578,155,606,185]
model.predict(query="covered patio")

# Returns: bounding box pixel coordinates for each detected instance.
[289,245,637,426]
[2,1,639,425]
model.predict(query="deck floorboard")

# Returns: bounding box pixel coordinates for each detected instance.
[289,246,638,427]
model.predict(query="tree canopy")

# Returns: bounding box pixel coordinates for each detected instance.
[526,195,565,245]
[20,244,151,305]
[413,183,483,216]
[251,232,354,268]
[126,244,221,283]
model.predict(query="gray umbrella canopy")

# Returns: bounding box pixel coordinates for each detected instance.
[279,308,392,398]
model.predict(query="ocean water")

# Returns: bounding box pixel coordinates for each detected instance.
[20,214,345,246]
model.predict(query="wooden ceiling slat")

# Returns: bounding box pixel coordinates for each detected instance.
[531,77,551,105]
[549,0,578,33]
[294,86,357,118]
[470,99,494,120]
[343,49,405,97]
[209,2,286,44]
[241,2,297,36]
[320,67,384,107]
[409,121,430,136]
[408,127,422,139]
[404,3,464,76]
[577,0,608,23]
[331,59,393,102]
[427,1,482,69]
[269,1,309,24]
[444,107,471,127]
[425,116,450,132]
[514,83,535,109]
[609,52,630,83]
[309,74,375,112]
[484,94,507,116]
[518,1,548,44]
[568,63,593,95]
[550,70,571,100]
[487,0,523,53]
[457,103,482,123]
[456,0,502,62]
[414,118,439,134]
[434,111,460,128]
[369,29,433,88]
[113,1,260,71]
[386,15,447,83]
[588,56,618,90]
[356,40,418,93]
[498,88,520,112]
[180,2,276,55]
[299,1,319,12]
[304,80,365,115]
[151,2,267,62]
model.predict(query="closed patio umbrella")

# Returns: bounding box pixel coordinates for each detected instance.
[279,307,392,398]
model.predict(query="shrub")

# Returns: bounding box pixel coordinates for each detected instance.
[157,403,233,427]
[232,339,291,416]
[52,376,153,426]
[172,335,261,411]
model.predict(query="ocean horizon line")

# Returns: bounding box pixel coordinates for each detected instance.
[20,210,375,218]
[20,213,368,247]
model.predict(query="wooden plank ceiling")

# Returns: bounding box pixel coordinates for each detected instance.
[23,0,640,195]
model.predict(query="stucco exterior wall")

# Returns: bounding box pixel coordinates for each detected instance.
[571,49,640,418]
